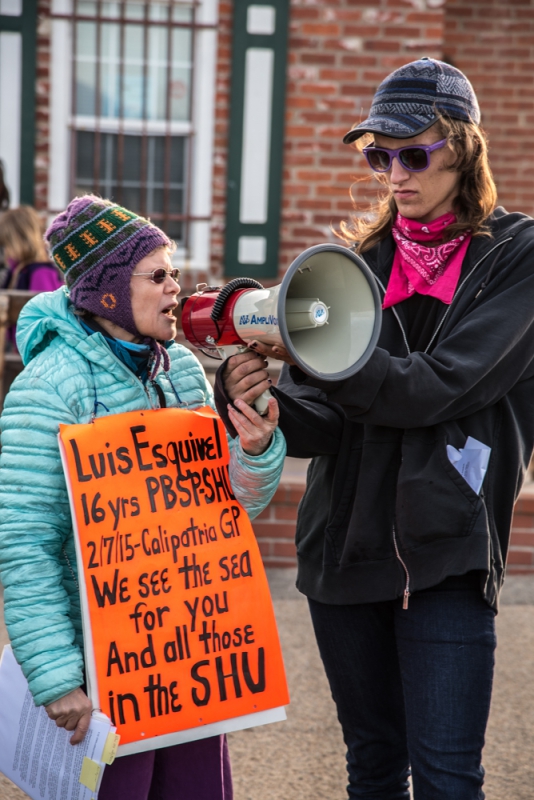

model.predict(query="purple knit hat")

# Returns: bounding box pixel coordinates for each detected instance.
[45,195,171,337]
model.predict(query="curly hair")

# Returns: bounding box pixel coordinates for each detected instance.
[340,115,498,254]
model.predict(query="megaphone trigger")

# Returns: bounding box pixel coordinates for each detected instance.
[180,243,382,399]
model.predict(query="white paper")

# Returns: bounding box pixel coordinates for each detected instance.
[0,645,113,800]
[446,436,491,495]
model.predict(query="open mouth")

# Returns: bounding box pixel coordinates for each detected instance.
[162,304,178,318]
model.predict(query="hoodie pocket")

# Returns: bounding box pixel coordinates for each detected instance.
[395,427,482,548]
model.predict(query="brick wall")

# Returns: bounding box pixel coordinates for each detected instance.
[254,480,534,574]
[209,0,233,281]
[279,0,444,276]
[254,484,303,568]
[443,0,534,216]
[34,0,51,214]
[508,487,534,574]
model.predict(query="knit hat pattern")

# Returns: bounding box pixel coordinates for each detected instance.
[344,58,480,143]
[45,195,171,336]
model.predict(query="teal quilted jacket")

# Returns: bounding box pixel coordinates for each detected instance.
[0,288,286,706]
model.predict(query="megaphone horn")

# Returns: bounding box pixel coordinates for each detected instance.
[181,244,382,411]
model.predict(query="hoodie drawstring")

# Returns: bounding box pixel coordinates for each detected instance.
[87,360,110,420]
[475,246,508,298]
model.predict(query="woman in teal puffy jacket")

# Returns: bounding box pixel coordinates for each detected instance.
[0,196,286,800]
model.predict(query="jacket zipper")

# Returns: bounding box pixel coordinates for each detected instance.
[422,237,513,354]
[393,527,411,609]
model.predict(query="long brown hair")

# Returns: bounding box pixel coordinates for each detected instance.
[0,205,48,266]
[340,116,498,254]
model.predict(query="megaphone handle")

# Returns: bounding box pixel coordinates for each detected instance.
[253,389,272,416]
[217,345,271,416]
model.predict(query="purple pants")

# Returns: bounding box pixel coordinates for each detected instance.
[98,735,233,800]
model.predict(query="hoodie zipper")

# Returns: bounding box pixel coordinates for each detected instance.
[358,237,512,610]
[393,527,411,609]
[422,237,513,354]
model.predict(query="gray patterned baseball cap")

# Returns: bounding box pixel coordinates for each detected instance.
[343,57,480,143]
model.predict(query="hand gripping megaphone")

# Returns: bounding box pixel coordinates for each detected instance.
[181,243,382,413]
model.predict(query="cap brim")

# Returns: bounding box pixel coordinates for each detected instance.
[343,116,438,144]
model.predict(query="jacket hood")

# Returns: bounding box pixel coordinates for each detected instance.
[16,287,113,367]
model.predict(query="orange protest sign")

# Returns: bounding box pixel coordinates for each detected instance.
[58,407,289,755]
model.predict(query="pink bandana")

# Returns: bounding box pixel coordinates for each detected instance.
[382,212,471,309]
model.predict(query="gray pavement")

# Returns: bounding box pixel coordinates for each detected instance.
[1,573,534,799]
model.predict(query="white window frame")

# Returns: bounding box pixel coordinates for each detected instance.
[48,0,218,273]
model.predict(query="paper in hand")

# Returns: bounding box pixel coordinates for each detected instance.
[446,436,491,495]
[0,645,115,800]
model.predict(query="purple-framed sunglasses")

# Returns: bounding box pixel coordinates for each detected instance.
[362,138,448,173]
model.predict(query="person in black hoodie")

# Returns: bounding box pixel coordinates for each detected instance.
[216,58,534,799]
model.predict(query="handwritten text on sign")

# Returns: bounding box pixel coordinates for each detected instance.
[59,408,288,748]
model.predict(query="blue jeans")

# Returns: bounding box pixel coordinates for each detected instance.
[308,574,496,800]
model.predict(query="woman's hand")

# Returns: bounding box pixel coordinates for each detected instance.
[228,397,279,456]
[45,687,93,745]
[247,340,296,366]
[223,350,271,405]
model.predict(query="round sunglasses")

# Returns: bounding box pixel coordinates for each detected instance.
[362,138,448,173]
[131,267,181,284]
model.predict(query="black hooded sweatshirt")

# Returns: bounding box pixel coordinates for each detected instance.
[215,208,534,611]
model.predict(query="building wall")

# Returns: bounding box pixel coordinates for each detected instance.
[209,0,233,282]
[29,0,534,260]
[34,0,51,215]
[279,0,444,275]
[443,0,534,216]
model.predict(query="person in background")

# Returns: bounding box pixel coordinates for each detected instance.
[0,160,9,212]
[217,58,534,799]
[0,161,10,285]
[0,205,63,292]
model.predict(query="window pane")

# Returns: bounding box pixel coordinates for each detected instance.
[149,1,169,22]
[172,5,192,23]
[122,135,142,181]
[99,133,117,196]
[123,23,144,118]
[77,0,97,16]
[170,137,185,184]
[164,218,183,242]
[101,1,120,18]
[151,136,165,183]
[124,0,144,20]
[75,130,95,194]
[170,29,191,121]
[147,26,168,121]
[75,21,97,115]
[101,22,120,117]
[168,188,184,213]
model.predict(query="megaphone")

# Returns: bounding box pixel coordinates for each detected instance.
[181,243,382,412]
